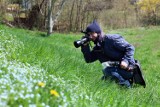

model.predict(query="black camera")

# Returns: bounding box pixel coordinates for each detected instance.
[73,37,90,48]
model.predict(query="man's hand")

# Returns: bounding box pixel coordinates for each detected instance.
[81,35,89,46]
[120,61,128,70]
[120,61,134,71]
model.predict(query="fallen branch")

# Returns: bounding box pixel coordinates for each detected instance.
[2,20,14,28]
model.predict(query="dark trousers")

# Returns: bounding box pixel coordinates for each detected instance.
[103,67,133,82]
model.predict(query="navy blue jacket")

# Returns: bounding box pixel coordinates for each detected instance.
[81,34,135,65]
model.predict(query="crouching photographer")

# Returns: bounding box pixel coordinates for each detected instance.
[73,20,146,88]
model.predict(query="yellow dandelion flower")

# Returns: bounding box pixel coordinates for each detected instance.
[38,82,45,87]
[50,90,59,97]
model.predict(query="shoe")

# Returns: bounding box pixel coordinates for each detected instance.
[128,78,133,85]
[119,80,131,88]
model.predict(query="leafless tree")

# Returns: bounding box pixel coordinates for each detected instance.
[47,0,67,36]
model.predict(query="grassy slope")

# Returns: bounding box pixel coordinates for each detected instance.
[0,24,160,106]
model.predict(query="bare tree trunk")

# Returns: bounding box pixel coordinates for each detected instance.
[47,0,53,36]
[81,10,86,30]
[77,0,82,31]
[47,0,67,36]
[52,0,67,30]
[123,4,128,28]
[44,0,47,29]
[69,0,76,31]
[75,0,80,31]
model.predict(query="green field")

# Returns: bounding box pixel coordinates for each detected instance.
[0,24,160,107]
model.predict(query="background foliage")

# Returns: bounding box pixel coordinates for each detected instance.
[137,0,160,25]
[1,0,160,32]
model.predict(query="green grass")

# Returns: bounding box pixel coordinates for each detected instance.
[0,24,160,107]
